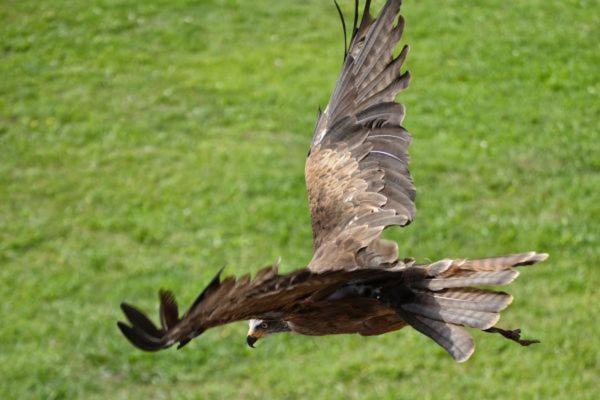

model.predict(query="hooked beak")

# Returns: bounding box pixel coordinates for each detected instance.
[246,335,258,348]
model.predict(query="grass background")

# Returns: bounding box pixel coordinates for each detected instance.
[1,0,598,398]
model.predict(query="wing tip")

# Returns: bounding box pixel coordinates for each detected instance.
[118,299,174,352]
[117,320,167,352]
[120,302,163,339]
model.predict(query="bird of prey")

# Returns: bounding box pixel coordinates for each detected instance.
[118,0,548,362]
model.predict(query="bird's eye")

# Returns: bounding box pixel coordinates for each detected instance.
[259,322,268,329]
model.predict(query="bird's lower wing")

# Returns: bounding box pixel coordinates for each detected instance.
[117,264,376,351]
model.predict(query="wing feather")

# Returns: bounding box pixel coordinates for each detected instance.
[307,0,414,272]
[118,265,399,351]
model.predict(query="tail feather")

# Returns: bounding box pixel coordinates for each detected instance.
[390,251,548,362]
[412,288,513,313]
[416,270,520,290]
[402,302,499,330]
[443,252,549,274]
[398,310,475,363]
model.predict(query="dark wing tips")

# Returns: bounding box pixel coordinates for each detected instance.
[117,321,166,352]
[118,301,172,352]
[360,0,373,29]
[333,0,348,60]
[336,0,377,60]
[119,269,227,351]
[351,0,359,38]
[190,266,225,310]
[120,303,163,339]
[159,290,179,331]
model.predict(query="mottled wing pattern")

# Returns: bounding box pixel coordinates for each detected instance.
[306,0,415,272]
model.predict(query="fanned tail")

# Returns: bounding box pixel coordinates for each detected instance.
[383,252,548,362]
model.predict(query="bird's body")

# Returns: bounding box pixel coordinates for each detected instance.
[118,0,548,363]
[286,297,404,337]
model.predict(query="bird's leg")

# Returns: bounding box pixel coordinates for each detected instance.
[484,326,540,346]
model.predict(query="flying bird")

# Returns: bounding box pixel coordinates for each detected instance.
[118,0,547,362]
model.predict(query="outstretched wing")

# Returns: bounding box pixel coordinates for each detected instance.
[117,264,377,351]
[306,0,415,273]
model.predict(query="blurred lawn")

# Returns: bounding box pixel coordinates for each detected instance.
[1,0,598,399]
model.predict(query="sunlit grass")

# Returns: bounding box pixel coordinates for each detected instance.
[1,0,598,399]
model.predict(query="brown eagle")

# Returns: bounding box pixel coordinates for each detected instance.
[118,0,547,362]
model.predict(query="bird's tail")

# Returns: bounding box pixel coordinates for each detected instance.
[383,252,548,362]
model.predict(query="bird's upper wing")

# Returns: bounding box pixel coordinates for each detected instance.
[306,0,415,273]
[117,263,388,351]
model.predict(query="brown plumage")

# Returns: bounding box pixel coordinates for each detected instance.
[118,0,548,362]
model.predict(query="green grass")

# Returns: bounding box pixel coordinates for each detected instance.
[1,0,598,398]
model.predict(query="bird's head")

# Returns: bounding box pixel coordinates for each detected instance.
[246,319,290,347]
